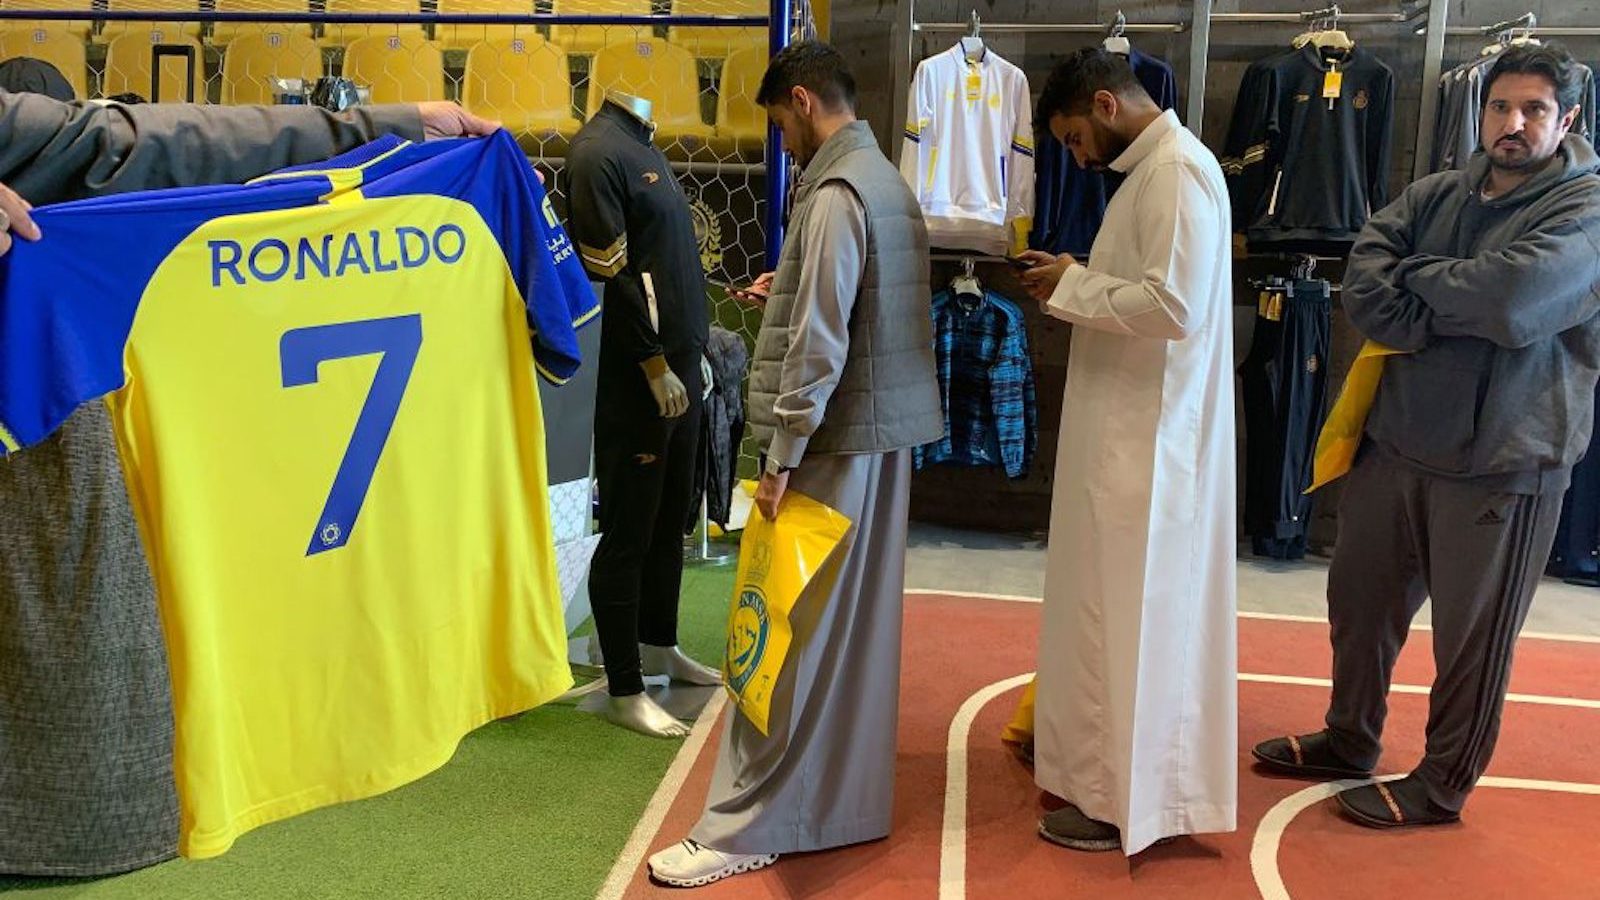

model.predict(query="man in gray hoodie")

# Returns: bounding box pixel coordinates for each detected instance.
[1253,43,1600,829]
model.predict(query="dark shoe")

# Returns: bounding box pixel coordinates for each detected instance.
[1038,803,1121,852]
[1335,775,1461,829]
[1252,730,1373,780]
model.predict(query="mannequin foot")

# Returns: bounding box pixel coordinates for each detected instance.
[641,644,723,687]
[602,692,691,738]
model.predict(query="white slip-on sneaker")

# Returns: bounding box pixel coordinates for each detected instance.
[647,839,778,888]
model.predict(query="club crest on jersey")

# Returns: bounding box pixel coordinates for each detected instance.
[1353,89,1369,110]
[208,223,467,287]
[726,587,771,694]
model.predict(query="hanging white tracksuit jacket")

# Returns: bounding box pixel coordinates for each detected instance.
[900,44,1035,256]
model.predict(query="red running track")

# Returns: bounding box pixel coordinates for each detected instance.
[619,593,1600,899]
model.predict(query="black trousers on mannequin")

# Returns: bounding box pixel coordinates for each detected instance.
[589,369,704,698]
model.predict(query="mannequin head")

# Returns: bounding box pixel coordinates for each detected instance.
[756,40,858,166]
[1035,47,1161,172]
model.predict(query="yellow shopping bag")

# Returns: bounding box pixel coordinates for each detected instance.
[1307,340,1408,493]
[724,491,852,736]
[1002,678,1036,745]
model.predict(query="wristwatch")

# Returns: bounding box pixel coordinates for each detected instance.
[764,455,794,478]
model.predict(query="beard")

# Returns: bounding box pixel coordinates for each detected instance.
[1082,119,1131,172]
[1487,134,1541,171]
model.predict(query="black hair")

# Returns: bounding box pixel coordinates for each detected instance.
[1484,43,1585,116]
[756,40,857,111]
[1034,46,1150,124]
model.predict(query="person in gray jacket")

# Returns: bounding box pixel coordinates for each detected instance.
[0,92,494,878]
[1253,44,1600,829]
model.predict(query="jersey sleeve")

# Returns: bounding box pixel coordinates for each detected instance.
[900,60,936,205]
[1006,69,1036,256]
[0,194,229,454]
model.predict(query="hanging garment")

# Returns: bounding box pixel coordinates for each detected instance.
[695,326,749,529]
[1432,49,1597,174]
[1547,379,1600,585]
[900,43,1035,255]
[916,286,1038,479]
[1034,110,1237,855]
[1220,43,1395,252]
[1240,278,1333,560]
[1030,47,1177,257]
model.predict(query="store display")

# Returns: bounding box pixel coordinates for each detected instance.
[1220,40,1395,252]
[0,132,594,858]
[916,273,1038,480]
[1241,276,1333,560]
[900,39,1035,255]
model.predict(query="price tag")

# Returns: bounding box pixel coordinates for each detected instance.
[965,69,982,103]
[1322,68,1343,100]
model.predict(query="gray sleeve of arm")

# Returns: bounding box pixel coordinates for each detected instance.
[1342,183,1436,351]
[0,92,424,202]
[1397,186,1600,349]
[766,182,865,469]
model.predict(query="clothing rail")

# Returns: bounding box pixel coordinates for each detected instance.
[1207,12,1413,24]
[0,10,764,24]
[912,22,1184,35]
[1442,27,1600,37]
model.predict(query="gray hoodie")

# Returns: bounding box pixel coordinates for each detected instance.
[1344,134,1600,491]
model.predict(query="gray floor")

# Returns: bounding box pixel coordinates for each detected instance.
[905,522,1600,638]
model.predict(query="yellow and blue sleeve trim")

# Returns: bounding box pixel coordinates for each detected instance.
[1011,138,1035,158]
[903,123,922,144]
[0,420,21,455]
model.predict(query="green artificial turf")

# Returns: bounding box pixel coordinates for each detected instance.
[0,564,737,900]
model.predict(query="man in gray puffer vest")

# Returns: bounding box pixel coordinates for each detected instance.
[648,41,942,888]
[1255,44,1600,830]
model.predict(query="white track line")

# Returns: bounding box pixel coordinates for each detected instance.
[1239,673,1600,710]
[940,672,1035,900]
[596,690,728,900]
[1251,775,1600,900]
[903,589,1600,645]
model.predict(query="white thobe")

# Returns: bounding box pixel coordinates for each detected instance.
[1033,110,1238,855]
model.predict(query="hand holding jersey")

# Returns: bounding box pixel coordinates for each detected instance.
[0,181,40,255]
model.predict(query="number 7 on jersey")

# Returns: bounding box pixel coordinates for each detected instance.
[280,314,423,556]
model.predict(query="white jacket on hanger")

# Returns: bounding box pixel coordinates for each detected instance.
[900,44,1035,255]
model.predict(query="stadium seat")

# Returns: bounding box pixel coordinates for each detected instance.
[210,0,313,46]
[103,28,206,102]
[434,0,535,51]
[102,0,202,39]
[340,33,443,103]
[549,0,649,57]
[321,0,424,48]
[0,27,87,97]
[462,36,580,154]
[668,0,763,60]
[220,29,322,103]
[586,38,713,160]
[711,44,764,161]
[0,0,90,39]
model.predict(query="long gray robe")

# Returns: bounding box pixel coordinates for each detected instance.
[692,184,912,854]
[0,93,422,877]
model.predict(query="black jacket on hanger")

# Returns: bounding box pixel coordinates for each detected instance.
[1221,43,1395,252]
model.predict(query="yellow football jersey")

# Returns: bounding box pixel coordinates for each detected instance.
[0,133,597,857]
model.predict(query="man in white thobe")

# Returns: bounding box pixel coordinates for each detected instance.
[1017,47,1238,855]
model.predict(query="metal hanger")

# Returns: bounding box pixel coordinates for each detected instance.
[959,9,984,62]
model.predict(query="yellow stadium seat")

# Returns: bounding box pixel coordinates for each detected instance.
[102,0,202,39]
[220,30,322,104]
[434,0,534,51]
[0,0,90,38]
[587,38,714,160]
[668,0,763,60]
[103,29,206,102]
[211,0,313,46]
[462,36,580,154]
[340,33,443,103]
[550,0,649,57]
[321,0,424,48]
[0,27,87,98]
[711,44,764,161]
